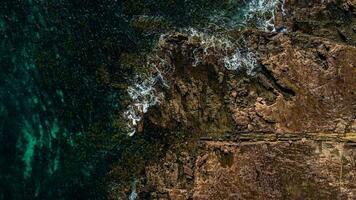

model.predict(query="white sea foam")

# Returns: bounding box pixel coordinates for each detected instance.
[243,0,279,31]
[124,77,158,136]
[124,55,170,136]
[281,0,286,16]
[187,28,258,75]
[206,0,286,31]
[223,49,258,76]
[128,179,138,200]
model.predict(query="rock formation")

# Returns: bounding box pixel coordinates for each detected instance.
[111,0,356,199]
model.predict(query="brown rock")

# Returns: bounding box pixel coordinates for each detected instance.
[109,1,356,199]
[135,139,356,199]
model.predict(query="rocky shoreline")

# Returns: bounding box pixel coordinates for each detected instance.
[112,0,356,199]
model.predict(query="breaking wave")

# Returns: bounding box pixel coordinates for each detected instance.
[223,49,258,75]
[243,0,280,31]
[208,0,286,31]
[124,55,171,136]
[187,28,258,75]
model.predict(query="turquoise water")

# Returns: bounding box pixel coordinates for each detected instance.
[1,0,126,198]
[0,1,71,198]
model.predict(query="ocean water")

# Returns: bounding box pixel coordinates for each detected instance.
[1,1,66,198]
[1,0,130,198]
